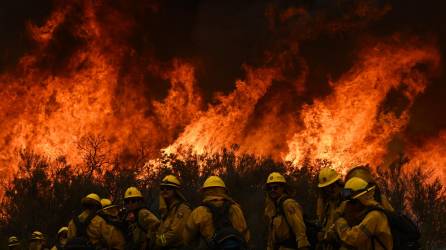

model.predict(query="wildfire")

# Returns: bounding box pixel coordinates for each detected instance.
[406,131,446,182]
[285,39,440,170]
[0,1,199,178]
[0,0,445,185]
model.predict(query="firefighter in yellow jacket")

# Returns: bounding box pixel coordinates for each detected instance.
[183,176,250,249]
[155,175,191,249]
[316,168,344,250]
[98,199,126,250]
[124,186,160,250]
[50,227,68,250]
[265,172,310,250]
[335,177,393,250]
[67,193,107,249]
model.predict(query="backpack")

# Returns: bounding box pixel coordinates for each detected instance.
[65,213,96,250]
[202,200,248,250]
[366,206,421,250]
[276,196,320,250]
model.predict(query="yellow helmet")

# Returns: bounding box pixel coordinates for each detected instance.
[345,165,373,183]
[161,175,181,188]
[318,168,341,188]
[81,193,101,207]
[124,187,143,199]
[202,176,226,189]
[344,177,375,199]
[57,227,68,235]
[8,236,20,247]
[266,172,286,184]
[101,198,112,208]
[30,231,44,241]
[100,198,119,210]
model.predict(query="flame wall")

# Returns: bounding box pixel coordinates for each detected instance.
[0,0,445,182]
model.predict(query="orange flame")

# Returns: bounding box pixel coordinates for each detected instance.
[285,38,440,170]
[166,38,440,171]
[0,2,199,178]
[0,1,443,186]
[406,131,446,183]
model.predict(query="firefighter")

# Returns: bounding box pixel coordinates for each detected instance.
[67,193,107,249]
[183,175,250,249]
[98,199,126,250]
[335,177,392,250]
[345,165,394,212]
[8,236,21,250]
[50,227,68,250]
[155,175,191,249]
[29,231,44,250]
[316,168,344,250]
[264,172,310,250]
[124,186,160,250]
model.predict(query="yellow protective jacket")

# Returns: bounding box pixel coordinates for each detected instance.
[335,201,393,250]
[98,212,126,250]
[68,210,107,248]
[183,194,250,247]
[156,198,191,248]
[127,207,160,250]
[265,195,310,250]
[316,196,344,250]
[342,193,395,227]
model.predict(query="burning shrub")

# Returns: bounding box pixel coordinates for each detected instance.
[1,148,445,249]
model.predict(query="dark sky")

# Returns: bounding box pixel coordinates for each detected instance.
[1,0,445,143]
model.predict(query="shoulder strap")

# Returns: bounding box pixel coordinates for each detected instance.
[276,195,293,220]
[276,195,292,215]
[361,224,387,250]
[73,216,83,235]
[73,212,96,237]
[202,200,232,229]
[362,207,388,250]
[84,212,96,227]
[273,196,298,248]
[135,207,149,233]
[365,205,390,221]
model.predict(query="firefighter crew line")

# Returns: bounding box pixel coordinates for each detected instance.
[6,167,421,250]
